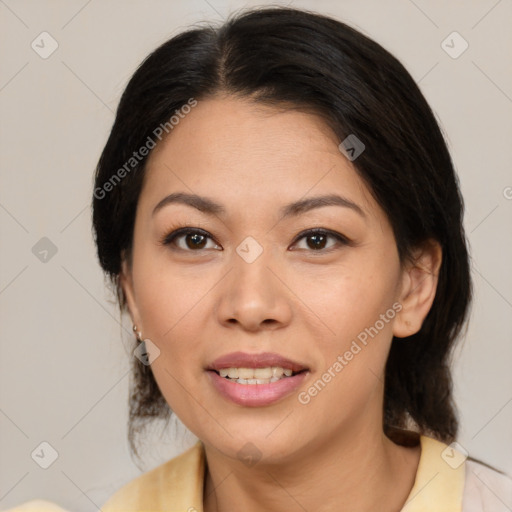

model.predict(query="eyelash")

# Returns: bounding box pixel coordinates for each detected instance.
[158,227,352,254]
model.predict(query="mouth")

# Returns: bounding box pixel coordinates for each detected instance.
[205,351,310,406]
[211,366,308,385]
[209,366,307,385]
[206,351,309,380]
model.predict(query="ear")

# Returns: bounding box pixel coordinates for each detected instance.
[393,239,442,338]
[119,255,143,331]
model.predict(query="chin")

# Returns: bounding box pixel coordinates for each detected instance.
[199,420,310,467]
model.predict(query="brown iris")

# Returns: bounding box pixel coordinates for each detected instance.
[186,233,208,249]
[306,234,328,250]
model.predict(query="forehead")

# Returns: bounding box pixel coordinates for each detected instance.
[142,96,374,216]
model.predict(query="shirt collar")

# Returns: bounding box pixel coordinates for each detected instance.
[103,434,465,511]
[401,434,465,511]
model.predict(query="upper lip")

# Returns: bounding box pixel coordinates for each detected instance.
[207,351,309,373]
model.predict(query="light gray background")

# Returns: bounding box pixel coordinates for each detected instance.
[0,0,511,510]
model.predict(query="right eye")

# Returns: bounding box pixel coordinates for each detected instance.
[160,228,222,252]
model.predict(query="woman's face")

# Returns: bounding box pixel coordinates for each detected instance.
[121,96,433,463]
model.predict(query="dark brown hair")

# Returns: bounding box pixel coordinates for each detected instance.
[92,6,472,459]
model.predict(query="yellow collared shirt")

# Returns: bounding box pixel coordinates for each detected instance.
[5,435,512,511]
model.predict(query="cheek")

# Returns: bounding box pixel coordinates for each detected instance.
[134,274,213,419]
[132,261,222,406]
[136,275,212,360]
[293,255,400,343]
[294,269,399,424]
[132,240,214,336]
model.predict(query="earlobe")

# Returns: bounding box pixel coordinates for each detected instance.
[393,240,442,338]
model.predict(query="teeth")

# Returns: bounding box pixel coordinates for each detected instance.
[230,375,290,385]
[238,368,255,379]
[255,367,272,379]
[217,366,297,383]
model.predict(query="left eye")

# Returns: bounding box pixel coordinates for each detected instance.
[291,230,348,251]
[162,228,221,251]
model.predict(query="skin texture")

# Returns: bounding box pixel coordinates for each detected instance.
[120,95,442,512]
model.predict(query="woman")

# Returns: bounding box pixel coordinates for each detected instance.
[93,6,511,512]
[6,5,510,512]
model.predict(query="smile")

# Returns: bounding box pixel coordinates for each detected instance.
[207,368,309,406]
[216,366,298,384]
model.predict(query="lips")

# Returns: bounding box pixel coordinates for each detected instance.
[208,370,308,406]
[206,351,309,373]
[205,351,310,407]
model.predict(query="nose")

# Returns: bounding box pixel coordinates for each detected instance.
[215,247,293,332]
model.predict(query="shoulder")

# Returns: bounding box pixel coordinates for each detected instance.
[101,441,205,512]
[0,500,69,511]
[462,459,512,512]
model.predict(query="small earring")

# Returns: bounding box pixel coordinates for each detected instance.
[133,324,143,342]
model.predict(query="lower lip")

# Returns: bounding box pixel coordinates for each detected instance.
[207,370,308,407]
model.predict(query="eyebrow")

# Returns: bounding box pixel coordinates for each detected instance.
[280,194,366,219]
[152,192,366,219]
[152,193,226,217]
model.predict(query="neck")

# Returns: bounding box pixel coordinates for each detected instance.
[202,423,421,512]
